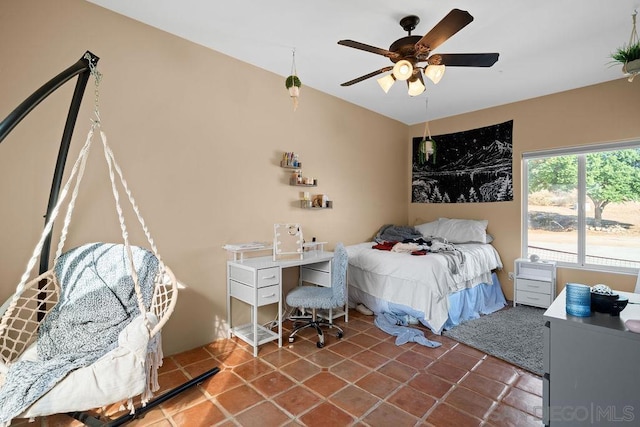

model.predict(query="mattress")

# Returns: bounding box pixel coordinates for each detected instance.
[346,241,504,333]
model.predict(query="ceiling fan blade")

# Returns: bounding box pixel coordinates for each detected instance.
[415,9,474,53]
[340,66,393,86]
[429,53,499,67]
[338,40,399,59]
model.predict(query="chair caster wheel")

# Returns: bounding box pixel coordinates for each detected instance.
[337,331,343,339]
[316,341,324,348]
[289,337,295,343]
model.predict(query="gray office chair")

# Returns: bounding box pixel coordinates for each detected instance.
[286,242,348,348]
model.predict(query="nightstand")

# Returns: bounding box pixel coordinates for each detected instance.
[513,258,556,308]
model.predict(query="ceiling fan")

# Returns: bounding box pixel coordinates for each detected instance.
[337,9,499,96]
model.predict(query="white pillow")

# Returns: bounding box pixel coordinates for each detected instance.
[435,218,489,244]
[415,220,441,237]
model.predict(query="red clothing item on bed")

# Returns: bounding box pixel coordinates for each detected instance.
[372,241,397,251]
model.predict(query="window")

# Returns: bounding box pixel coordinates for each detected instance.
[523,141,640,273]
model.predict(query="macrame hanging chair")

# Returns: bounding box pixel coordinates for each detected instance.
[0,55,180,425]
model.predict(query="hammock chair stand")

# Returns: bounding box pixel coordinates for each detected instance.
[69,367,220,427]
[0,52,219,426]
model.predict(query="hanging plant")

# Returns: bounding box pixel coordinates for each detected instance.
[611,42,640,64]
[419,138,436,165]
[610,11,640,81]
[286,49,302,110]
[419,98,437,165]
[611,42,640,76]
[285,75,302,96]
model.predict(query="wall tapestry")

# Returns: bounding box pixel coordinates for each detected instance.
[412,120,513,203]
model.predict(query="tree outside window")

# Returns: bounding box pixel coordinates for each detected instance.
[524,146,640,271]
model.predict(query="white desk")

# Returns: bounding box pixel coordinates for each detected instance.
[226,251,335,356]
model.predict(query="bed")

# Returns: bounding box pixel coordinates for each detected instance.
[347,219,507,335]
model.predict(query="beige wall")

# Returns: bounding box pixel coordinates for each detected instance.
[409,79,640,298]
[0,0,408,355]
[1,1,638,356]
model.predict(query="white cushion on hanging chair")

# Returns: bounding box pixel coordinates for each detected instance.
[17,313,153,418]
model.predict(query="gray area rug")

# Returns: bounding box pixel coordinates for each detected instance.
[443,305,545,376]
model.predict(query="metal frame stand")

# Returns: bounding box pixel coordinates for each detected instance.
[0,51,99,275]
[68,367,220,426]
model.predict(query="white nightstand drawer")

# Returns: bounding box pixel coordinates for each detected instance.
[517,290,552,307]
[517,278,551,294]
[257,268,279,287]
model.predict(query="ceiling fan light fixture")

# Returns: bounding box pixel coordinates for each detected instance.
[377,74,396,93]
[392,60,413,81]
[407,72,425,96]
[425,64,446,84]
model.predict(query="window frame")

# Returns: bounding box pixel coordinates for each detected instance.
[522,139,640,275]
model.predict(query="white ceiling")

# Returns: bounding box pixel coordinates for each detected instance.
[87,0,639,125]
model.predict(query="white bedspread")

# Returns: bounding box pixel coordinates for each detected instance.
[346,242,503,333]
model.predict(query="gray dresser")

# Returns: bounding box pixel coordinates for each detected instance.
[543,289,640,426]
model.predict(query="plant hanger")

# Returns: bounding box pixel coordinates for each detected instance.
[285,48,302,111]
[613,10,640,82]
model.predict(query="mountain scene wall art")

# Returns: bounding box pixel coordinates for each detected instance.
[411,120,513,203]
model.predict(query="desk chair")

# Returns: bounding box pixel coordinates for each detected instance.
[286,243,348,348]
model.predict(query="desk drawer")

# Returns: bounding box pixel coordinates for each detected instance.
[517,278,551,294]
[301,267,331,287]
[229,280,253,304]
[257,268,279,288]
[305,260,331,273]
[229,265,254,286]
[229,265,279,288]
[230,281,280,306]
[257,285,280,306]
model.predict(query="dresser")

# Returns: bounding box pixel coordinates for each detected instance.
[542,289,640,426]
[514,258,556,308]
[226,251,334,356]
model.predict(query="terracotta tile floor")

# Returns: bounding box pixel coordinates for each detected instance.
[11,310,543,426]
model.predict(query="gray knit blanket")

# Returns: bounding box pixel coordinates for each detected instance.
[0,243,158,426]
[374,224,423,243]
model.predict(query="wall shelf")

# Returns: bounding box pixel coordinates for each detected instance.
[281,152,332,209]
[300,200,333,209]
